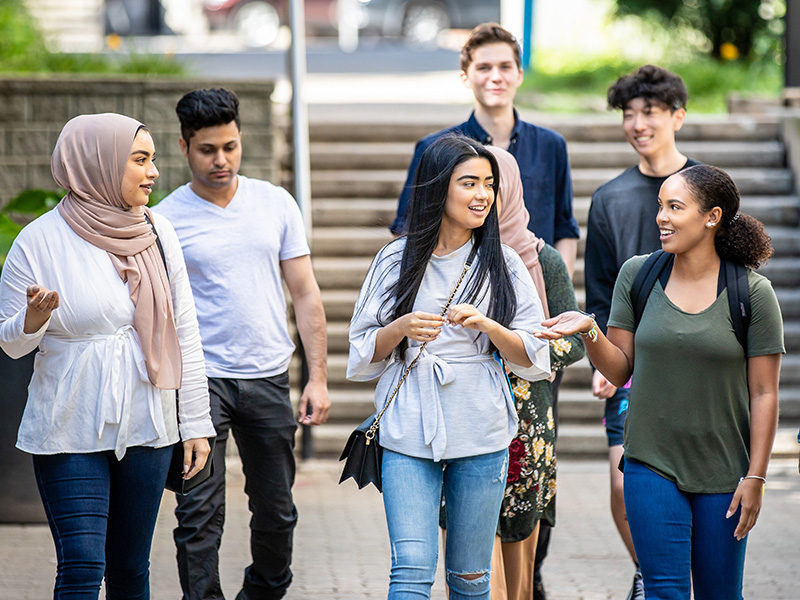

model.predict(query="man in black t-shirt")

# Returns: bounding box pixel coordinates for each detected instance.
[584,65,697,600]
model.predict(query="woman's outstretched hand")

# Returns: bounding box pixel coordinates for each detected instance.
[24,285,60,333]
[534,311,593,340]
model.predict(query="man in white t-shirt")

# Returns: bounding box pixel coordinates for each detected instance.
[154,88,330,600]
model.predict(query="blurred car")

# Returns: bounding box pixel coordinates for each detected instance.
[203,0,338,47]
[204,0,501,48]
[357,0,501,46]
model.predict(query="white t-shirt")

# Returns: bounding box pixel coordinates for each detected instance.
[154,175,310,379]
[0,210,215,458]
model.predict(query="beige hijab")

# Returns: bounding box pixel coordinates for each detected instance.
[488,145,550,319]
[53,113,182,389]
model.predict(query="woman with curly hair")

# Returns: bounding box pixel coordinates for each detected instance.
[537,164,783,599]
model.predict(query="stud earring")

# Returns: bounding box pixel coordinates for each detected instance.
[707,222,715,228]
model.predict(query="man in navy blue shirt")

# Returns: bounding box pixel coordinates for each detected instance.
[390,23,579,277]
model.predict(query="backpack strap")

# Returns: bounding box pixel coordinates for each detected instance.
[630,250,674,330]
[723,258,751,356]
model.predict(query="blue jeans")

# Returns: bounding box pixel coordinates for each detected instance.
[623,457,747,600]
[382,448,508,600]
[174,374,297,600]
[33,445,173,599]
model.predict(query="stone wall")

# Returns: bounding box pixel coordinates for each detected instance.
[0,77,278,205]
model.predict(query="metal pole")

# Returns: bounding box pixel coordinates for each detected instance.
[787,0,800,88]
[521,0,534,72]
[338,0,359,53]
[288,0,314,459]
[289,0,312,239]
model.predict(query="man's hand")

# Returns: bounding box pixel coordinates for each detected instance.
[298,379,330,426]
[592,370,618,399]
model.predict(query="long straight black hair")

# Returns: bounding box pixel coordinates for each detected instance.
[382,134,517,356]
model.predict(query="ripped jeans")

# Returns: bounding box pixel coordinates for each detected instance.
[382,447,508,599]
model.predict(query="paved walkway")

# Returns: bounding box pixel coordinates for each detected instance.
[0,457,797,599]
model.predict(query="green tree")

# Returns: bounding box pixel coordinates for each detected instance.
[614,0,785,60]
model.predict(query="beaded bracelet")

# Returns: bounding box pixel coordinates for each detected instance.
[577,310,598,343]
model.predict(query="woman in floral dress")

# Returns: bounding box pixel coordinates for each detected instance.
[489,147,585,600]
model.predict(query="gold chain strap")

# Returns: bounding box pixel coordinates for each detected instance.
[365,258,473,445]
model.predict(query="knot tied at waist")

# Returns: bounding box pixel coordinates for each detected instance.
[45,325,165,459]
[402,347,498,461]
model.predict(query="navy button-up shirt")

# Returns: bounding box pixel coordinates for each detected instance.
[391,111,580,246]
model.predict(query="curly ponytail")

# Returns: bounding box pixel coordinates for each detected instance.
[678,165,773,270]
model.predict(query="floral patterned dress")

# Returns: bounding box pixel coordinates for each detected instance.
[497,245,585,543]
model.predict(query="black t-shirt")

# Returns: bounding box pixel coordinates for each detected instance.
[584,159,700,332]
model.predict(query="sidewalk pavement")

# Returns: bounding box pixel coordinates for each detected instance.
[1,456,797,600]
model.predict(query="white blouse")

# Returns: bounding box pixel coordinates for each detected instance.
[0,209,215,458]
[348,239,550,461]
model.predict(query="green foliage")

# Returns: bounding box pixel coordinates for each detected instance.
[519,52,783,113]
[0,0,185,76]
[614,0,786,60]
[0,188,66,267]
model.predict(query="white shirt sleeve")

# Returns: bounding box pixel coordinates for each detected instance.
[503,247,551,381]
[0,229,52,358]
[347,243,402,382]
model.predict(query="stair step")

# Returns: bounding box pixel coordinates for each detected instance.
[313,198,397,227]
[312,227,393,256]
[568,195,800,228]
[310,168,793,201]
[320,289,359,320]
[779,355,800,386]
[777,289,800,319]
[566,141,784,169]
[308,116,780,144]
[782,321,800,352]
[767,227,800,255]
[313,256,586,291]
[758,257,800,288]
[571,168,793,197]
[312,256,373,289]
[309,140,786,172]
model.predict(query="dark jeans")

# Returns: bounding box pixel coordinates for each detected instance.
[174,373,298,600]
[33,445,173,600]
[624,457,746,599]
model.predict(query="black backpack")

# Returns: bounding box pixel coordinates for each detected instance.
[629,250,751,356]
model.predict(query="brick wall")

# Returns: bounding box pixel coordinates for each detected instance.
[0,78,278,205]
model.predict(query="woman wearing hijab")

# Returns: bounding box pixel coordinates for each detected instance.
[488,146,585,600]
[0,113,215,599]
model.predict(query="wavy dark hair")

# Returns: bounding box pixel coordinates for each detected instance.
[677,164,773,269]
[176,87,240,145]
[380,135,517,356]
[608,64,688,112]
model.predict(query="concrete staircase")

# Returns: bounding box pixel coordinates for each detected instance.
[295,110,800,458]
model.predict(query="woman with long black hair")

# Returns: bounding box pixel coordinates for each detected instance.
[347,135,550,599]
[537,164,783,599]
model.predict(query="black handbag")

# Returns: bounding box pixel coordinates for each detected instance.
[339,249,475,492]
[143,213,217,496]
[165,431,217,495]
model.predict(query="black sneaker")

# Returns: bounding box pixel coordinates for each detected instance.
[533,579,547,600]
[626,569,645,600]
